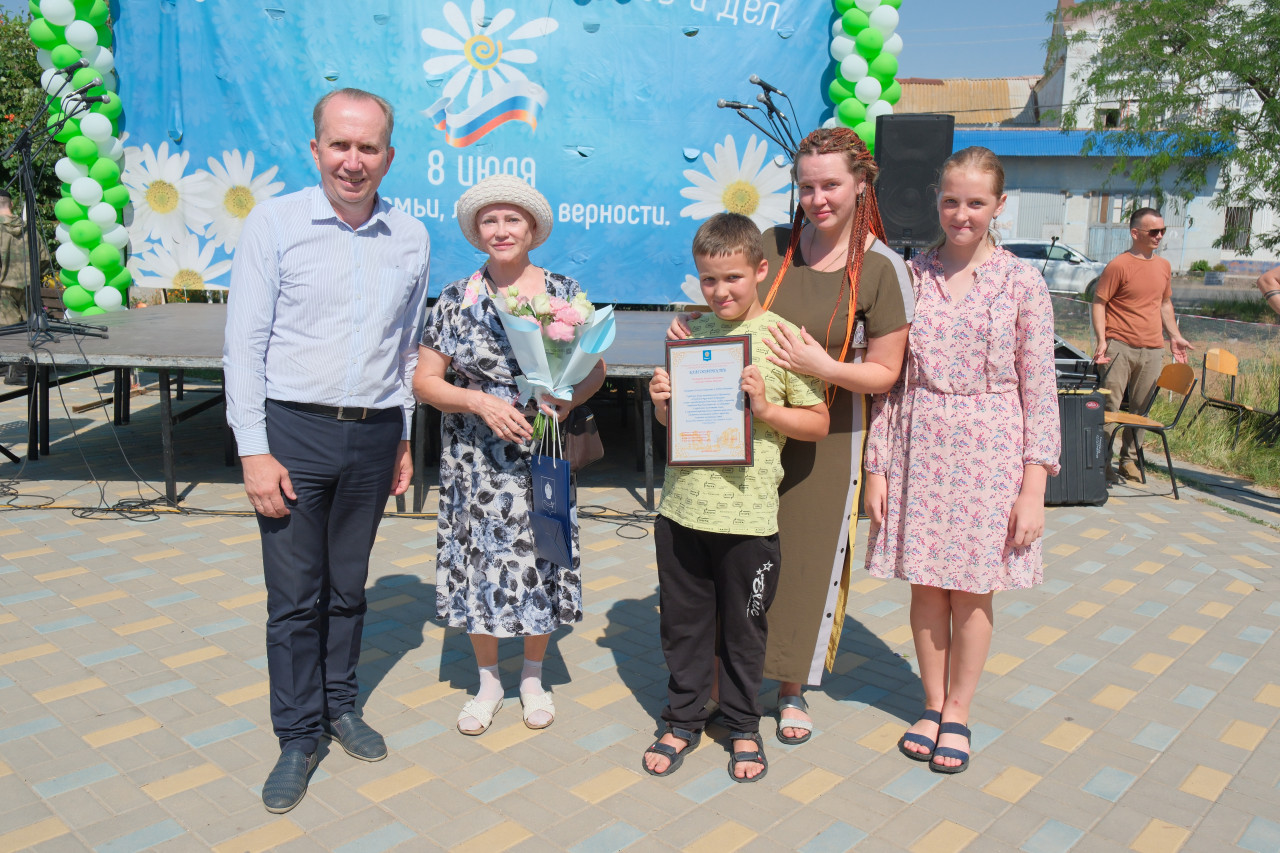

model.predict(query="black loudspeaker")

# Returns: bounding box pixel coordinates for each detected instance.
[874,114,955,247]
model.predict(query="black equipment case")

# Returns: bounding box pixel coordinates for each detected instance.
[1045,389,1109,506]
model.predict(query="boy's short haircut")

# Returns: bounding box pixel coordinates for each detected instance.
[692,212,765,269]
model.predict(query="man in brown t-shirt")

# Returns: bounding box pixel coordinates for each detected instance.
[1092,207,1192,482]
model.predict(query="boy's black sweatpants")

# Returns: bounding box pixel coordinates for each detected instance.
[654,515,781,734]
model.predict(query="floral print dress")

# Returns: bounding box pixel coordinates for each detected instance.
[864,247,1061,592]
[420,269,583,636]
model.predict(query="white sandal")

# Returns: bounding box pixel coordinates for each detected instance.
[520,690,555,730]
[457,697,502,735]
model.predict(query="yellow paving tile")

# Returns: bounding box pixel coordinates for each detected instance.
[369,594,415,611]
[911,820,979,853]
[1092,685,1137,710]
[361,649,389,664]
[162,647,227,668]
[98,530,145,543]
[849,578,886,593]
[174,569,223,584]
[1133,653,1174,676]
[357,766,433,802]
[182,517,224,527]
[1256,684,1280,708]
[584,575,625,591]
[984,653,1022,675]
[134,548,185,563]
[1132,561,1164,575]
[1026,626,1065,645]
[453,822,532,853]
[1232,554,1268,569]
[0,528,20,537]
[1169,626,1205,644]
[33,567,88,582]
[585,539,621,552]
[220,533,259,545]
[0,643,57,666]
[391,553,431,568]
[1221,720,1267,751]
[0,761,8,777]
[1160,546,1182,557]
[219,591,266,609]
[684,822,756,853]
[1138,513,1169,525]
[1226,580,1254,595]
[393,682,459,709]
[211,820,303,853]
[576,683,632,710]
[1103,579,1135,595]
[0,817,70,852]
[569,767,640,804]
[143,763,226,799]
[114,616,173,635]
[0,614,14,626]
[857,723,901,754]
[33,677,106,704]
[217,681,269,706]
[0,546,53,560]
[84,717,161,748]
[1130,819,1189,853]
[479,724,538,752]
[413,521,437,532]
[832,652,869,674]
[781,768,843,803]
[1048,543,1079,556]
[70,590,128,607]
[1067,601,1103,619]
[1080,528,1109,540]
[1042,722,1092,752]
[1250,529,1280,542]
[1179,765,1232,801]
[881,625,914,645]
[1180,532,1213,544]
[983,767,1041,803]
[1200,602,1232,618]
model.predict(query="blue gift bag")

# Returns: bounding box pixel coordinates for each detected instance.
[529,419,573,568]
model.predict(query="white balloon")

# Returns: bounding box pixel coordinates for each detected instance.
[822,116,840,130]
[56,242,90,271]
[71,177,104,207]
[39,0,75,27]
[55,157,89,184]
[830,35,855,62]
[854,0,880,12]
[79,112,114,142]
[86,46,115,75]
[832,19,845,38]
[854,76,883,105]
[840,54,870,83]
[63,308,81,320]
[79,266,106,291]
[41,68,64,96]
[870,6,899,35]
[36,49,54,71]
[102,224,130,249]
[55,223,71,245]
[97,137,125,161]
[866,100,895,121]
[883,33,904,56]
[88,202,118,227]
[65,20,99,52]
[94,286,124,310]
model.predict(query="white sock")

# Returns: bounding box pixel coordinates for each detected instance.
[520,658,544,696]
[476,664,503,703]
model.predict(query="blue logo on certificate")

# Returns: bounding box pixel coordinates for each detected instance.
[703,350,711,361]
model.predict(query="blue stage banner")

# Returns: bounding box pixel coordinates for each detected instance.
[114,0,831,303]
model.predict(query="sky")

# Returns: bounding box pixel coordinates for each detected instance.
[2,0,1063,80]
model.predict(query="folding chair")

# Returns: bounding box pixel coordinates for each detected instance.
[1104,362,1196,500]
[1187,348,1267,449]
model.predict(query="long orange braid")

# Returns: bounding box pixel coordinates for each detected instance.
[762,128,886,406]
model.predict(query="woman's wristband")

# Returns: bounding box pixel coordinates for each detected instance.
[1263,289,1280,300]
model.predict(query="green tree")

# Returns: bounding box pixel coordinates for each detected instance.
[1052,0,1280,252]
[1,10,61,250]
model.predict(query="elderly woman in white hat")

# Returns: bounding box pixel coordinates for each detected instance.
[415,174,605,734]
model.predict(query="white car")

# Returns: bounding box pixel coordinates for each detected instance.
[1002,239,1107,297]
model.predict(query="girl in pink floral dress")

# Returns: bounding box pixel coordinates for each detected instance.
[863,147,1061,774]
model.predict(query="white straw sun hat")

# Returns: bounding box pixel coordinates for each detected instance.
[456,174,553,251]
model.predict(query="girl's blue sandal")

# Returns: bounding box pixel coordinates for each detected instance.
[930,721,971,774]
[897,709,942,761]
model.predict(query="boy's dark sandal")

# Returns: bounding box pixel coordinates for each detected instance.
[262,749,317,813]
[642,725,701,777]
[727,731,768,783]
[897,709,942,761]
[776,694,813,744]
[929,721,971,774]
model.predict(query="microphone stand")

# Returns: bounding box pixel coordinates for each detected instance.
[1042,236,1058,277]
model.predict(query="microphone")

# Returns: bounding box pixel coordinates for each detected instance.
[78,94,112,105]
[56,58,90,76]
[749,75,787,98]
[756,92,788,120]
[66,78,104,98]
[717,99,757,110]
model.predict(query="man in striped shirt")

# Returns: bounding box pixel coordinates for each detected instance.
[224,88,430,814]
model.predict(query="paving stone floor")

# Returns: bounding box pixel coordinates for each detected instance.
[0,375,1277,852]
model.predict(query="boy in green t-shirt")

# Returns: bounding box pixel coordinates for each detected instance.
[642,213,829,783]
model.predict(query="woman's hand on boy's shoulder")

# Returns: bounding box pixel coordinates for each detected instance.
[667,312,699,341]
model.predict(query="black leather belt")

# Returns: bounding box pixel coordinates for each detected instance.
[274,400,395,421]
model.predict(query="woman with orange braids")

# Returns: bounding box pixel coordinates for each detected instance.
[671,127,912,744]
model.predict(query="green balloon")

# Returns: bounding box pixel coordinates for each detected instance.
[61,182,72,196]
[869,53,899,84]
[841,9,870,35]
[81,306,107,316]
[71,68,104,93]
[28,19,63,51]
[70,219,103,247]
[102,185,130,209]
[53,118,81,143]
[882,80,902,105]
[87,0,110,26]
[837,98,867,127]
[856,27,884,58]
[73,0,95,13]
[829,77,856,103]
[92,91,123,120]
[882,0,902,7]
[50,44,81,70]
[66,135,99,163]
[854,120,876,151]
[90,244,123,271]
[60,269,80,288]
[834,0,856,11]
[95,24,112,46]
[108,268,132,290]
[29,0,43,16]
[63,285,95,312]
[89,158,121,186]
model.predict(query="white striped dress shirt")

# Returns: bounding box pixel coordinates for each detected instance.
[224,185,431,456]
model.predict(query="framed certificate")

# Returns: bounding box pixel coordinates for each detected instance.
[665,335,753,467]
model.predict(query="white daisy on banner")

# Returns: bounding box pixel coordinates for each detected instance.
[679,135,792,230]
[121,141,213,248]
[130,235,233,292]
[676,274,708,306]
[421,1,558,104]
[194,150,285,251]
